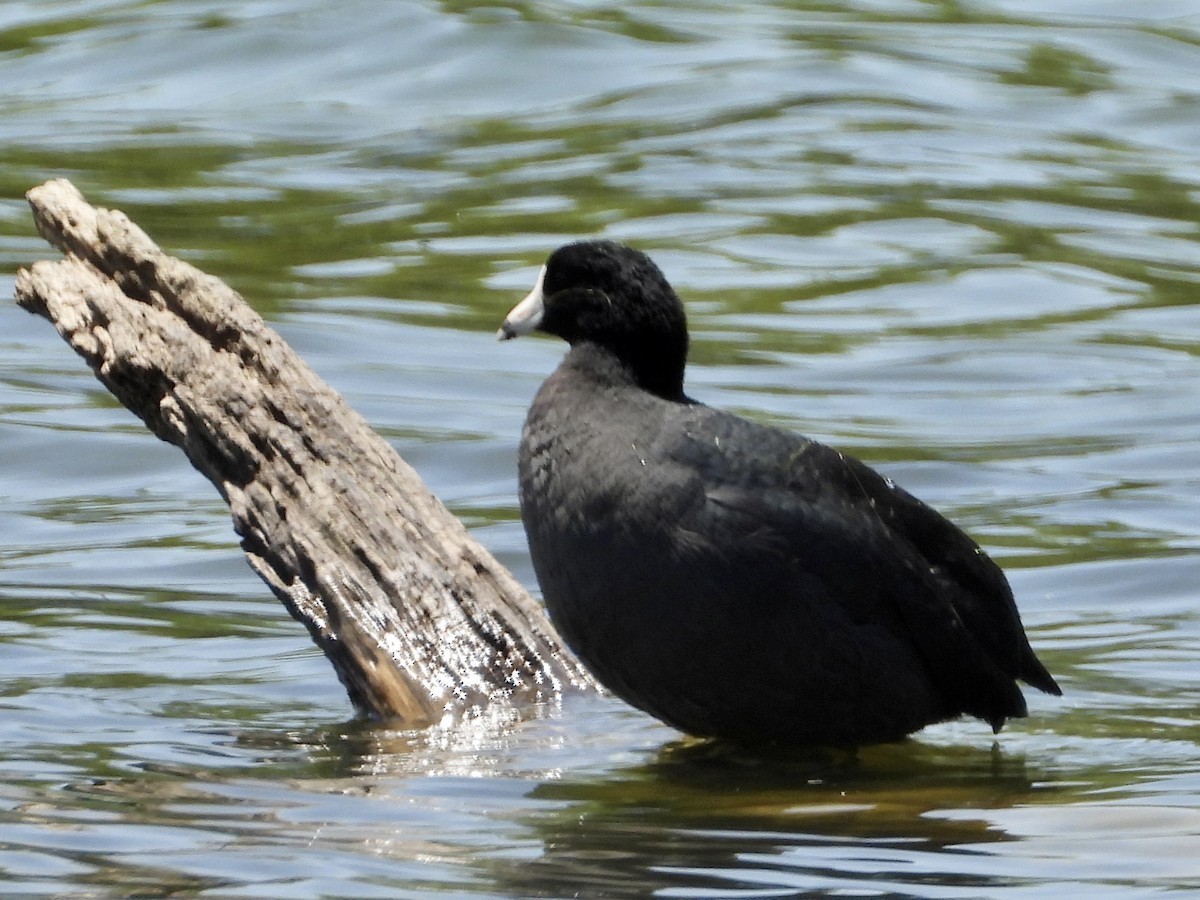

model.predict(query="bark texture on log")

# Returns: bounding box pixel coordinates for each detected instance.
[14,178,597,725]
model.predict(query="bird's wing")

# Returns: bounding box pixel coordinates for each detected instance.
[661,409,1059,721]
[808,441,1060,698]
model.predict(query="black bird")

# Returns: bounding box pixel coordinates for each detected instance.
[499,240,1061,746]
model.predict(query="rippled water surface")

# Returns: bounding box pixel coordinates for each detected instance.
[1,1,1199,897]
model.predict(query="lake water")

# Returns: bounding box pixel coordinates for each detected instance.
[1,1,1199,896]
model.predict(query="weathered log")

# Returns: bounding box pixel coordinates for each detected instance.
[14,178,598,725]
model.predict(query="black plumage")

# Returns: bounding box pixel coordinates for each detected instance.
[500,240,1060,746]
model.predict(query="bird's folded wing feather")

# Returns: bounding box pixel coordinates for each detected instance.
[661,410,1059,701]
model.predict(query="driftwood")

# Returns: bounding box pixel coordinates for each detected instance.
[14,179,597,726]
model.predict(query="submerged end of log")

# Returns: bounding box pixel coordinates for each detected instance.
[15,178,598,727]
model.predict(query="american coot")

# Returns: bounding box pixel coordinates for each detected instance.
[500,240,1061,746]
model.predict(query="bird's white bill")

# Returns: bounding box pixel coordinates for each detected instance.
[497,265,546,340]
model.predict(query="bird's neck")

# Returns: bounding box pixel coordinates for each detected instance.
[566,342,688,402]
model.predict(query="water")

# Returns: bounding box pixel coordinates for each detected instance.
[1,0,1199,896]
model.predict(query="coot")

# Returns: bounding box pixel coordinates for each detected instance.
[500,240,1061,746]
